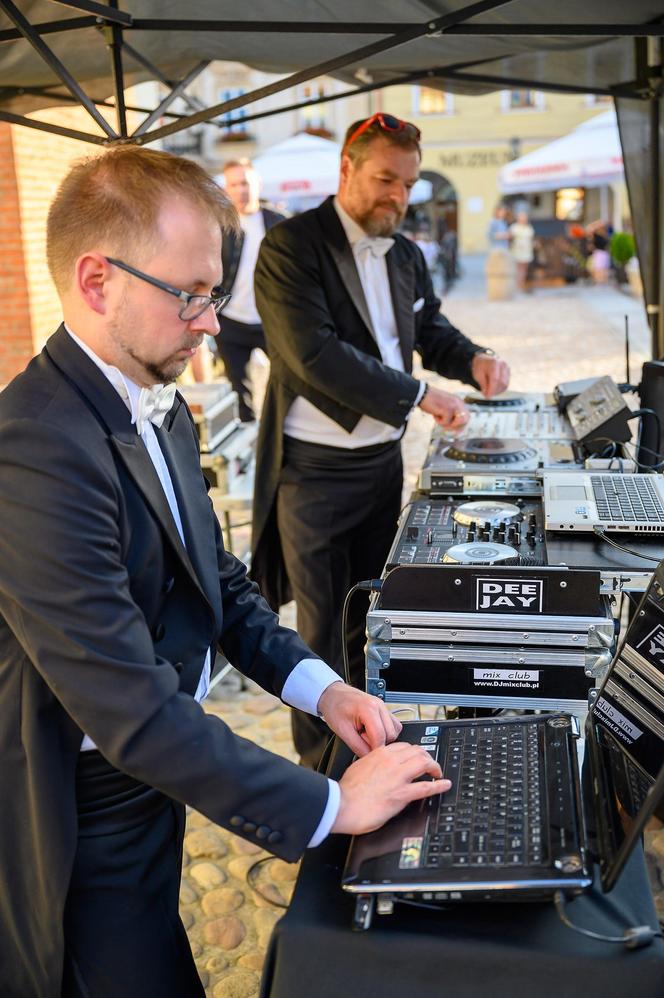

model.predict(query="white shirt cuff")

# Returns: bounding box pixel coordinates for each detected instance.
[307,778,341,848]
[414,380,427,408]
[281,658,343,716]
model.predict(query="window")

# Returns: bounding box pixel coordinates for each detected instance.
[501,90,544,112]
[585,93,613,106]
[218,88,249,138]
[414,86,453,115]
[555,187,585,221]
[298,80,329,134]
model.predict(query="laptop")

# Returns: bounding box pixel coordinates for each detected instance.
[342,564,664,920]
[543,471,664,532]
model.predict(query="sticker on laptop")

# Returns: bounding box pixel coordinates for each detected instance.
[636,623,664,669]
[399,837,423,869]
[425,726,439,736]
[595,696,644,744]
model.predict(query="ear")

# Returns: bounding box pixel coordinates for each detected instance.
[75,253,113,316]
[339,154,354,191]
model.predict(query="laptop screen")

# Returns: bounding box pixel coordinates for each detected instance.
[588,565,664,891]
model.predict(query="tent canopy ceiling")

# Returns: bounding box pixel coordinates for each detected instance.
[0,2,663,145]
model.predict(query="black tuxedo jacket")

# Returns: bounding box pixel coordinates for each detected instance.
[0,327,329,997]
[250,196,484,608]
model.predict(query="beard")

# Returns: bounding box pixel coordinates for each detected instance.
[108,299,200,385]
[354,199,405,237]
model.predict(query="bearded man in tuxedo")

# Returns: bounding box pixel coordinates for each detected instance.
[252,113,510,768]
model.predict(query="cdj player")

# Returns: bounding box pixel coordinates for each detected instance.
[418,435,581,495]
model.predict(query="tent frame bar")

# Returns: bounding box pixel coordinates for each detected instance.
[3,17,664,43]
[0,0,118,136]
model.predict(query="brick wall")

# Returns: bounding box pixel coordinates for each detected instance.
[0,123,33,385]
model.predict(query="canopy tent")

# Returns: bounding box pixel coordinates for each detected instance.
[0,2,663,352]
[499,110,623,194]
[250,132,432,211]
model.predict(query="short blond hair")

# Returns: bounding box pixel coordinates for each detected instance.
[47,145,238,293]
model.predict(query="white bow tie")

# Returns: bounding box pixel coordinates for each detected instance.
[134,382,177,435]
[354,236,395,259]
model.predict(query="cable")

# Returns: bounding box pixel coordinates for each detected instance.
[245,855,290,909]
[554,891,661,949]
[341,579,382,687]
[593,527,662,563]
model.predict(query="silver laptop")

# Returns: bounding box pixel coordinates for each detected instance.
[543,472,664,532]
[342,565,664,925]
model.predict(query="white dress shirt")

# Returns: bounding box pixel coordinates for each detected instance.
[66,327,340,845]
[284,198,424,448]
[223,210,264,325]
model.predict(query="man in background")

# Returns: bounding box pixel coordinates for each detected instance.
[216,158,284,420]
[252,113,510,768]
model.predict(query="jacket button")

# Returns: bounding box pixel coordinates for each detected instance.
[242,821,257,834]
[173,662,184,674]
[267,831,283,845]
[162,576,175,594]
[255,825,271,840]
[152,622,166,642]
[230,815,243,827]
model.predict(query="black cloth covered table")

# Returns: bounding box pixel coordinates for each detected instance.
[260,740,664,998]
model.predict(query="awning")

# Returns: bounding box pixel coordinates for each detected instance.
[499,110,624,194]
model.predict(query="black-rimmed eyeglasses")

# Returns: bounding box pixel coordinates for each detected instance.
[105,257,231,321]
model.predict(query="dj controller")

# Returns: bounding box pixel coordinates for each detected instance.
[385,498,546,570]
[456,390,574,440]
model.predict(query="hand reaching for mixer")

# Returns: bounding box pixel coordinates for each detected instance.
[418,385,470,432]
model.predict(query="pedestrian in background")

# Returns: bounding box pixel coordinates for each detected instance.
[509,209,535,291]
[215,159,284,421]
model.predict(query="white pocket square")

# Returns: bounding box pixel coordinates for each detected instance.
[412,297,425,313]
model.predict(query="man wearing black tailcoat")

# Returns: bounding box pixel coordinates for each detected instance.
[252,114,510,768]
[0,146,450,998]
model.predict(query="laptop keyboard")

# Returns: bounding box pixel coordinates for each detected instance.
[591,475,664,523]
[425,722,546,869]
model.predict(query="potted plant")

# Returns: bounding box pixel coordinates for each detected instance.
[608,232,636,285]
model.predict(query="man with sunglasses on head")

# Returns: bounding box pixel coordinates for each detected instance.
[252,113,510,769]
[0,146,451,998]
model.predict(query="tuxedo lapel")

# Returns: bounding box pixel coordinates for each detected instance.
[45,326,209,603]
[386,245,416,371]
[153,415,220,611]
[317,198,377,342]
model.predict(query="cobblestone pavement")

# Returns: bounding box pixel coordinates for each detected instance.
[187,260,663,996]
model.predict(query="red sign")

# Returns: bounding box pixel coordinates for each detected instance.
[279,179,312,191]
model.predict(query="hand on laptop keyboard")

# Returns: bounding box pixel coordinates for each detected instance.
[331,742,452,836]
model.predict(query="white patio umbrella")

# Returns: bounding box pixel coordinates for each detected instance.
[251,132,433,208]
[499,110,623,194]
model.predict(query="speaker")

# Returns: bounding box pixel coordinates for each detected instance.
[637,361,664,467]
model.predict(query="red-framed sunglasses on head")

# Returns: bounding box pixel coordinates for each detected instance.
[344,113,422,152]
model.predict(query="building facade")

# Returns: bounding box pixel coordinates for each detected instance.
[1,69,622,384]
